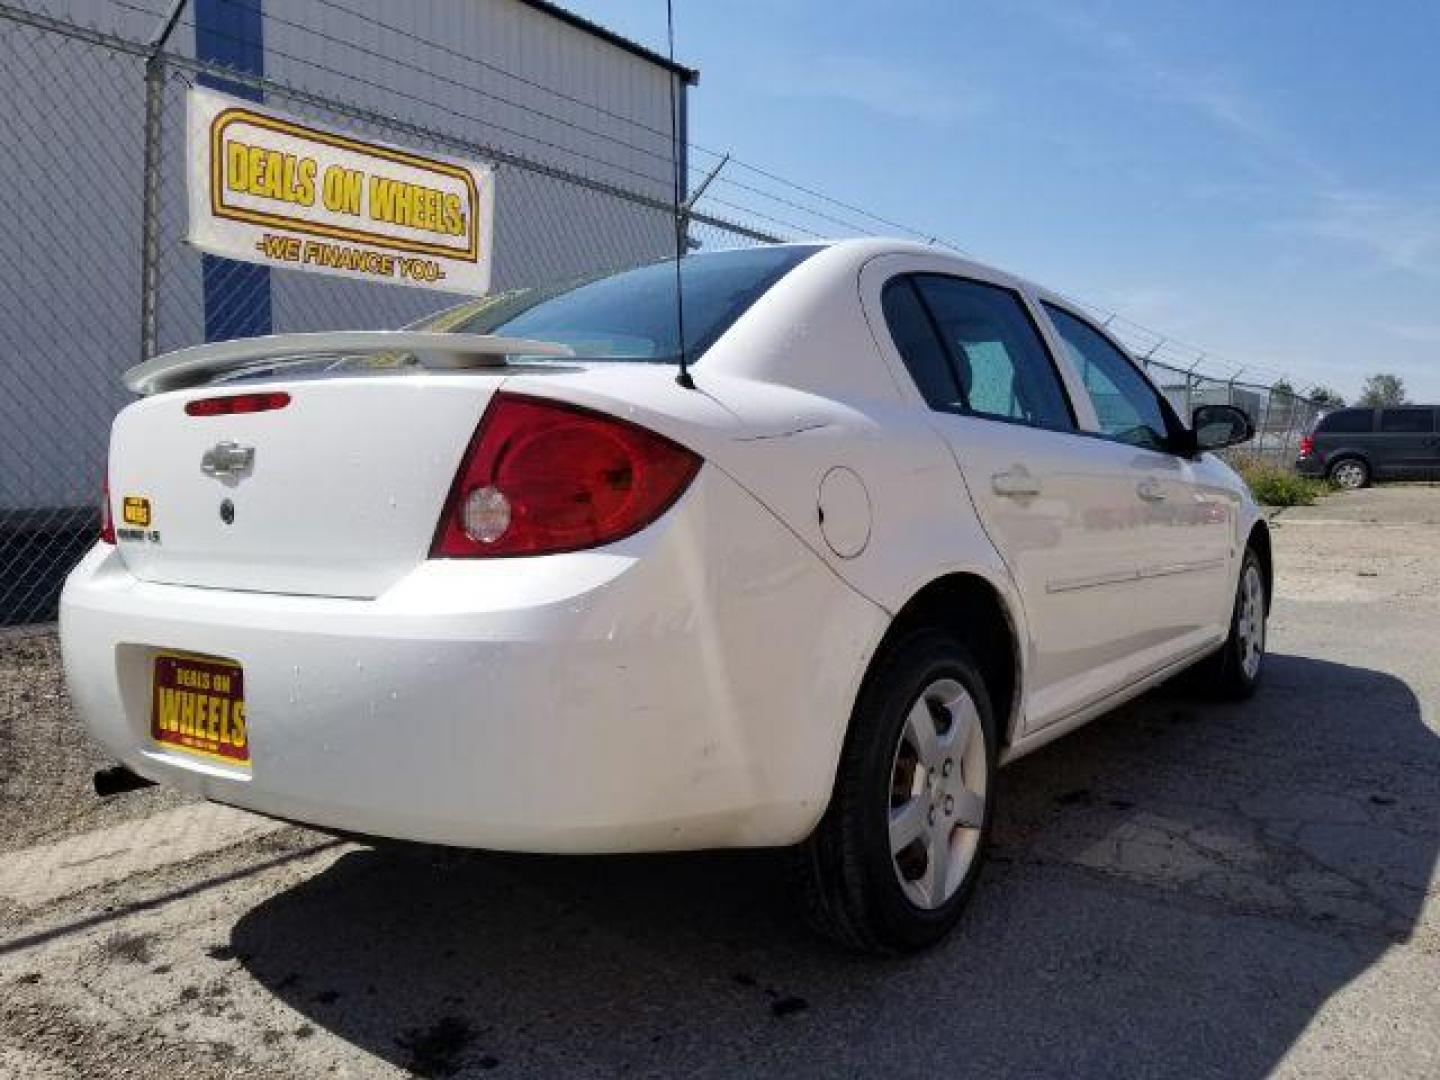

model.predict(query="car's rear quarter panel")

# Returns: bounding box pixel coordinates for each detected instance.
[62,462,889,851]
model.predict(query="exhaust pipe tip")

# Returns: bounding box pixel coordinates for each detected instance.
[94,764,157,798]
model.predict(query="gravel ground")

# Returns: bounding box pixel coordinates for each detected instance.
[1,487,1436,1079]
[0,631,185,854]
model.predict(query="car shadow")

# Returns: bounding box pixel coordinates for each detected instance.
[232,653,1437,1078]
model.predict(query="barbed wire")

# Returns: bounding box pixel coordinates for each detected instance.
[206,0,685,169]
[108,0,683,191]
[45,0,1306,393]
[134,0,941,246]
[0,0,1324,628]
[83,0,1306,389]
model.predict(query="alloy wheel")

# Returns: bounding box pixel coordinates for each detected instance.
[887,678,988,910]
[1331,461,1366,489]
[1237,562,1266,680]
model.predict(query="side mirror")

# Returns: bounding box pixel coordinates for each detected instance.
[1191,404,1255,452]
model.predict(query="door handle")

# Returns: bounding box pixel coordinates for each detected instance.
[992,467,1041,498]
[1136,477,1167,502]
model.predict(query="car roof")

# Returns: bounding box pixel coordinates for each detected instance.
[780,237,1081,312]
[696,238,1084,400]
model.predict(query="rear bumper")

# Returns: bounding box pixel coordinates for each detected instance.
[1294,456,1324,478]
[60,468,887,852]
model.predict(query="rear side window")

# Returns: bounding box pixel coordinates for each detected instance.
[884,274,1074,430]
[1379,408,1434,433]
[1042,304,1174,452]
[1317,409,1374,434]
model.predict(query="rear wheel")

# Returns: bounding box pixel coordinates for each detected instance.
[1328,457,1369,489]
[797,629,997,953]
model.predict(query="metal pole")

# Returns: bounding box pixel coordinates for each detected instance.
[1258,383,1277,462]
[681,153,728,216]
[1181,356,1205,423]
[139,0,189,362]
[1279,392,1294,465]
[677,153,728,250]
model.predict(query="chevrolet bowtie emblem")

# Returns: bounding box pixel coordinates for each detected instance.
[200,440,255,479]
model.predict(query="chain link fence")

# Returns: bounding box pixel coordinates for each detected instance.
[1076,311,1326,467]
[1139,358,1323,467]
[0,0,774,625]
[0,0,1322,625]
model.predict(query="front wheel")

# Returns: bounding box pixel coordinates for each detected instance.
[796,629,997,953]
[1192,548,1267,699]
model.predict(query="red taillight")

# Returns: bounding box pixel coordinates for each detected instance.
[431,393,702,558]
[185,391,291,417]
[99,476,116,544]
[1298,435,1315,457]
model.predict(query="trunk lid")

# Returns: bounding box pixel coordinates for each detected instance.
[108,375,501,598]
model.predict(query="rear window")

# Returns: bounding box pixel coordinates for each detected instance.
[418,245,822,364]
[1317,409,1373,434]
[1380,408,1434,433]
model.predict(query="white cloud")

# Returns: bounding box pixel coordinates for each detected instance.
[762,55,989,126]
[1022,3,1440,287]
[1284,190,1440,278]
[1380,322,1440,344]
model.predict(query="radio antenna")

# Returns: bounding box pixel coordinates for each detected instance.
[665,0,694,389]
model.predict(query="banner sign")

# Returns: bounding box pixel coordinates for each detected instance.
[187,87,495,295]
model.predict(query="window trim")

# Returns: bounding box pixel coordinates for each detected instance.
[886,272,1079,433]
[1038,299,1189,454]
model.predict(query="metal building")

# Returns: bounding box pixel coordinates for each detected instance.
[187,0,697,344]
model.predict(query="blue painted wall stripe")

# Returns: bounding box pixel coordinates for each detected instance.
[194,0,271,342]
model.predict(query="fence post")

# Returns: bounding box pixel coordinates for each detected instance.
[139,0,189,363]
[1269,386,1287,463]
[1252,384,1270,458]
[677,153,728,250]
[1281,392,1306,464]
[1290,393,1305,461]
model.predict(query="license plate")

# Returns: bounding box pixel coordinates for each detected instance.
[150,652,249,767]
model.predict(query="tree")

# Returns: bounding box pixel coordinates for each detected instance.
[1357,374,1407,407]
[1271,378,1296,396]
[1308,385,1345,409]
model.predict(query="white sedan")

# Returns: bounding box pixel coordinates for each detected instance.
[62,240,1268,952]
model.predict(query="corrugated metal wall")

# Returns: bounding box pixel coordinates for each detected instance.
[259,0,685,332]
[0,1,148,515]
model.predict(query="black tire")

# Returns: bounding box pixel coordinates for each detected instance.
[1190,547,1267,700]
[1327,456,1369,490]
[796,628,998,954]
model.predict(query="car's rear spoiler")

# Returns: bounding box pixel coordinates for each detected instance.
[122,331,575,395]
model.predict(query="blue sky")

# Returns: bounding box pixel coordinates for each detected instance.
[566,0,1440,402]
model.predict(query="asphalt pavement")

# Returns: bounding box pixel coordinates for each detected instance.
[2,486,1436,1078]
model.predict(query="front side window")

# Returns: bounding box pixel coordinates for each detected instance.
[1379,408,1434,433]
[884,274,1074,430]
[1043,303,1173,452]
